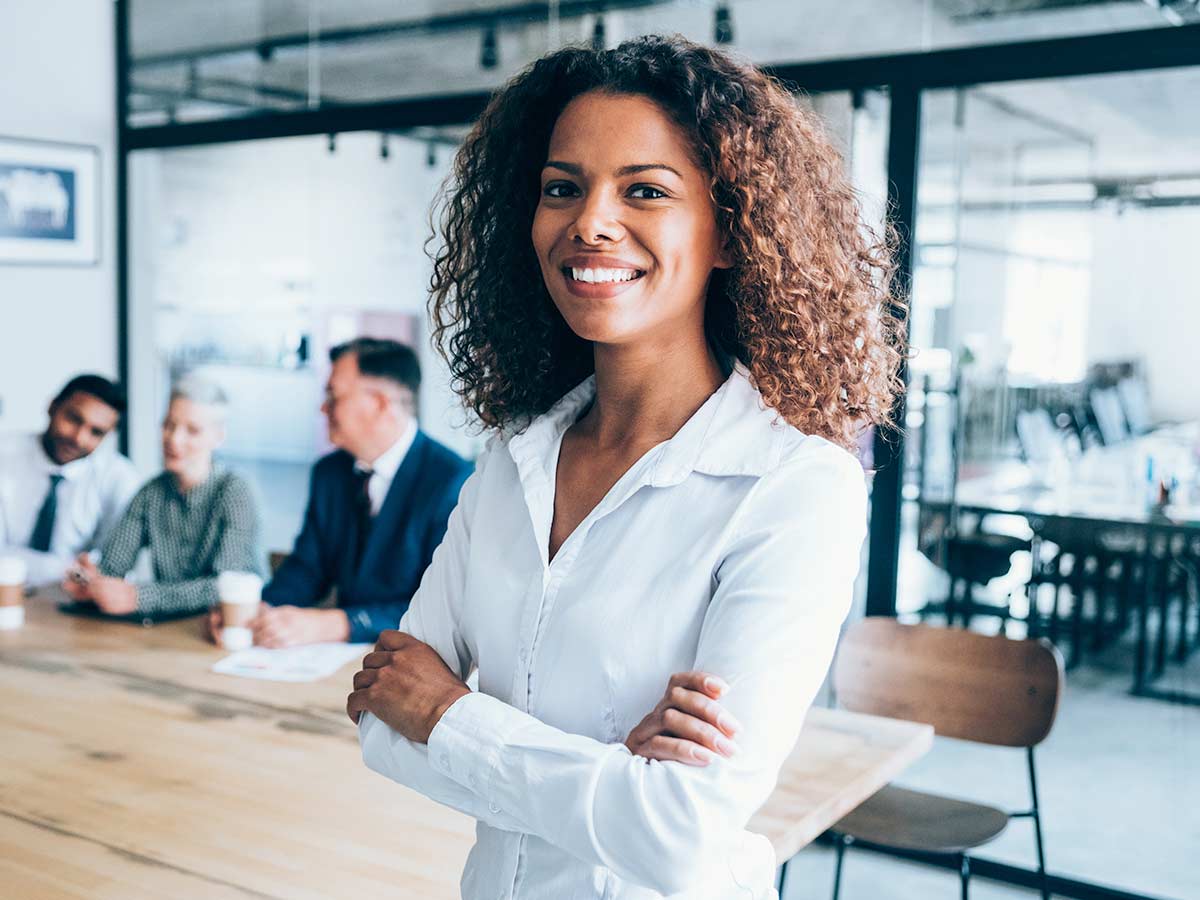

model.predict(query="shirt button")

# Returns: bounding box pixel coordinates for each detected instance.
[468,772,479,788]
[439,753,450,769]
[489,801,501,814]
[518,650,528,664]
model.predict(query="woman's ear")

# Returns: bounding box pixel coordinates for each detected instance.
[714,238,735,271]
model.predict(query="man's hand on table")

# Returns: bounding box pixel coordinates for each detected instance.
[250,605,350,648]
[346,629,470,743]
[625,670,741,766]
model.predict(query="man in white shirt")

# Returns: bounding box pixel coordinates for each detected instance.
[0,374,141,586]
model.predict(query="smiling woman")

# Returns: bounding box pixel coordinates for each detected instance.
[351,34,905,900]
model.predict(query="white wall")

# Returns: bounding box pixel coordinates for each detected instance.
[0,0,116,433]
[128,131,479,463]
[1089,205,1200,423]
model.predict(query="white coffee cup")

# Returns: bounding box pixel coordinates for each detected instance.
[216,571,262,651]
[0,556,28,630]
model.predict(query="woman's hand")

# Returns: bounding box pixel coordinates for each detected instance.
[346,630,470,743]
[61,553,97,601]
[625,671,741,766]
[205,607,222,644]
[89,576,138,615]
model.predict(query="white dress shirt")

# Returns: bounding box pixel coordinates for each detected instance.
[355,418,418,516]
[0,433,141,585]
[358,365,867,899]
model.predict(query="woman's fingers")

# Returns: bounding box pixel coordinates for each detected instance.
[352,668,378,691]
[638,735,715,766]
[361,650,394,669]
[664,684,743,738]
[346,689,369,724]
[668,670,729,699]
[661,707,737,757]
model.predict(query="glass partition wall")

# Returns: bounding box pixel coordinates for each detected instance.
[897,67,1200,900]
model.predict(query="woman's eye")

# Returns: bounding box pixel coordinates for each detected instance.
[629,185,667,200]
[543,181,578,198]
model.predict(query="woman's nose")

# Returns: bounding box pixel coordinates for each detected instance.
[569,191,625,245]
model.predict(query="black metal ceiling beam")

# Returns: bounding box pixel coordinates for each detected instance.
[764,21,1200,91]
[132,0,668,69]
[944,0,1141,21]
[126,91,493,149]
[125,22,1200,149]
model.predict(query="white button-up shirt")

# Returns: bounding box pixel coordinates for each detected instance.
[359,365,867,899]
[0,433,140,585]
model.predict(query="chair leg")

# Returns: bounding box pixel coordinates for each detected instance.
[960,854,970,900]
[1028,747,1051,900]
[831,833,851,900]
[777,856,790,898]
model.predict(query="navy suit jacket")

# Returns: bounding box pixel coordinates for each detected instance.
[262,431,472,642]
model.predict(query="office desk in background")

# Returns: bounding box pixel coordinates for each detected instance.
[0,596,932,899]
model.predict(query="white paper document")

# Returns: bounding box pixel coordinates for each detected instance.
[212,642,372,683]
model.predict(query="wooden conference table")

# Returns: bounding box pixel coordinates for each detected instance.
[0,596,933,899]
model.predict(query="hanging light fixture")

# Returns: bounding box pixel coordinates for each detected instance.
[480,22,499,69]
[426,141,438,169]
[380,133,390,160]
[591,13,607,51]
[714,2,734,44]
[327,133,336,154]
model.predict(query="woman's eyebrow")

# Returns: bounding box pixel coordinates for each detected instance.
[542,160,683,178]
[615,163,683,178]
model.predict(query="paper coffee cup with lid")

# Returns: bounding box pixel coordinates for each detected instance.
[0,556,28,630]
[217,571,262,651]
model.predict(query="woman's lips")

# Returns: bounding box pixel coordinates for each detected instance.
[559,266,646,299]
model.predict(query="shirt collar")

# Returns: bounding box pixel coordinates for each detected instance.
[506,363,789,492]
[168,466,221,507]
[34,433,101,483]
[356,418,418,482]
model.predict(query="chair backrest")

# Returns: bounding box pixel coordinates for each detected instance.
[1116,376,1152,436]
[833,618,1063,748]
[1015,408,1061,464]
[1089,387,1129,446]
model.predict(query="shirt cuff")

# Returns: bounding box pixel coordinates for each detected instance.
[345,607,379,644]
[427,691,527,814]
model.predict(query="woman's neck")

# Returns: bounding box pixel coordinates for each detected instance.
[583,332,725,450]
[172,462,212,493]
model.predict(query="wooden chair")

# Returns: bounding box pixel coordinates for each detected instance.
[827,618,1064,900]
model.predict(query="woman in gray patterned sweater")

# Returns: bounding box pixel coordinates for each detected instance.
[62,376,265,617]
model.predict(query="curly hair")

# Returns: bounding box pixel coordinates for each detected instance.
[429,34,905,450]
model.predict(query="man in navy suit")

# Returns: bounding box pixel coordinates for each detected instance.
[208,338,471,647]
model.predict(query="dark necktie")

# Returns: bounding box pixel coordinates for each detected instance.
[354,468,374,567]
[29,473,65,553]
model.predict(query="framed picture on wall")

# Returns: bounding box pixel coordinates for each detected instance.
[0,136,100,266]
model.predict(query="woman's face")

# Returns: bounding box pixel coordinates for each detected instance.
[161,397,223,476]
[532,91,730,348]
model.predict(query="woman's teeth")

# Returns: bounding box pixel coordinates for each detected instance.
[567,267,642,284]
